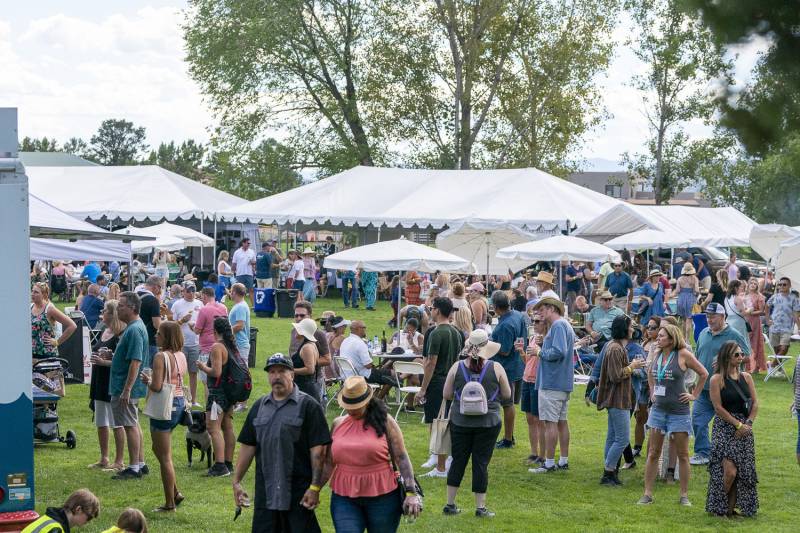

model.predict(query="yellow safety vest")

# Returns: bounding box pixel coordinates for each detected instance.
[20,515,64,533]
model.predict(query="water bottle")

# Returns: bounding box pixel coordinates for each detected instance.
[373,335,380,353]
[368,339,374,353]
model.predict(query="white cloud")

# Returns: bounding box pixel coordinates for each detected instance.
[2,6,212,147]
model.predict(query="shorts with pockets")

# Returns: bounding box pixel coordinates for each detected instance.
[110,396,139,427]
[423,379,448,424]
[646,406,693,435]
[94,400,120,428]
[537,389,570,422]
[770,331,792,348]
[184,344,200,373]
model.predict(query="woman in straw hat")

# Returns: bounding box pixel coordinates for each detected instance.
[291,318,322,403]
[323,376,422,532]
[441,330,511,518]
[676,262,700,340]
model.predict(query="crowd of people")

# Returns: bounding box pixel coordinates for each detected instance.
[25,241,800,532]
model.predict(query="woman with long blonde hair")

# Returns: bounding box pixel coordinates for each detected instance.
[217,250,233,289]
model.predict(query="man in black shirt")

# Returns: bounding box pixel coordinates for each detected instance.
[233,354,331,533]
[136,275,162,361]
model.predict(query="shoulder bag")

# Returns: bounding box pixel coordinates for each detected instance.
[386,427,424,515]
[144,351,175,421]
[428,401,451,455]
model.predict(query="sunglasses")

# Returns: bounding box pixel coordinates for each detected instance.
[533,319,542,324]
[294,314,308,318]
[734,352,743,357]
[778,283,789,287]
[646,326,658,330]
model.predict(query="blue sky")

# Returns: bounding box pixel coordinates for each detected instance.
[2,2,766,172]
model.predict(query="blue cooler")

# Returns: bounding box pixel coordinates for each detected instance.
[254,288,275,318]
[692,313,708,344]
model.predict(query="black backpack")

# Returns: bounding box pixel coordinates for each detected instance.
[219,349,252,402]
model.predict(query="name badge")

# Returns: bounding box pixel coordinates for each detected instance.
[653,385,666,397]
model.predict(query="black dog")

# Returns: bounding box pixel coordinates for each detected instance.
[185,411,212,469]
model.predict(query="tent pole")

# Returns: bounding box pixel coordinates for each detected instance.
[670,248,674,277]
[485,232,490,280]
[293,222,297,249]
[397,270,402,335]
[213,215,218,269]
[377,226,381,243]
[200,213,204,269]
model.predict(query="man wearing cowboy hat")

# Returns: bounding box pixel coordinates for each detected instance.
[604,261,633,313]
[528,297,575,474]
[233,354,331,533]
[585,291,624,349]
[534,271,559,301]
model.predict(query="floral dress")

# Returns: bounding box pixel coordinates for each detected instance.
[31,303,58,359]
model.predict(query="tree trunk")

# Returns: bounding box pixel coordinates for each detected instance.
[654,121,666,205]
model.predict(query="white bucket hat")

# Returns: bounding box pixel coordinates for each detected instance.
[463,329,501,360]
[292,318,319,341]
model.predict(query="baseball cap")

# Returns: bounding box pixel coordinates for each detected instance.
[265,353,294,371]
[182,281,196,291]
[705,302,726,315]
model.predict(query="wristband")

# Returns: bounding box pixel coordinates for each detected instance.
[53,338,59,347]
[405,492,416,497]
[735,422,743,430]
[308,484,321,492]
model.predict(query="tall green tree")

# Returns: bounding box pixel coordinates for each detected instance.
[680,0,800,156]
[184,0,382,176]
[19,137,59,152]
[208,139,302,200]
[624,0,731,204]
[146,140,207,181]
[88,119,149,165]
[62,137,88,157]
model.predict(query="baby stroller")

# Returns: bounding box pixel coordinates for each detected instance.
[32,357,77,449]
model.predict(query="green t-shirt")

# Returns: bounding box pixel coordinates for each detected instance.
[588,306,624,339]
[109,319,150,399]
[423,324,464,382]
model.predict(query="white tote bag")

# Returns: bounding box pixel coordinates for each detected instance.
[144,351,175,421]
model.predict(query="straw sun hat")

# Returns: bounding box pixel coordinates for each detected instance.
[463,330,501,360]
[338,376,373,410]
[292,318,319,341]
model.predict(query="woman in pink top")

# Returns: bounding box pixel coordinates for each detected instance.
[322,376,421,532]
[522,311,547,466]
[141,321,188,513]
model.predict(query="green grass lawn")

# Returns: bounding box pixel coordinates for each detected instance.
[36,296,800,532]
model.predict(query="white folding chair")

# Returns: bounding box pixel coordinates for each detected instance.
[323,358,344,409]
[763,332,793,382]
[392,361,425,419]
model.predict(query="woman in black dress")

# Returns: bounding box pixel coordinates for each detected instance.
[706,340,759,517]
[88,300,126,471]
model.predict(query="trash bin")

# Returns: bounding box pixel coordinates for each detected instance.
[248,327,259,368]
[194,269,211,291]
[276,289,299,318]
[254,288,275,318]
[692,313,708,344]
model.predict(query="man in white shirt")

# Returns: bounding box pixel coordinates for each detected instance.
[338,320,396,398]
[232,238,257,303]
[170,282,204,405]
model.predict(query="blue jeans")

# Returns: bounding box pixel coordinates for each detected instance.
[796,409,800,455]
[691,390,715,458]
[342,273,359,307]
[330,488,402,533]
[604,408,630,470]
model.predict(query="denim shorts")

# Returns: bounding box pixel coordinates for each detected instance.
[150,396,186,433]
[520,381,539,416]
[646,406,693,435]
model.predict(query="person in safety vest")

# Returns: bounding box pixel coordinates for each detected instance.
[21,489,99,533]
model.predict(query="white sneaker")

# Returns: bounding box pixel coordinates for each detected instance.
[688,454,709,466]
[421,454,437,469]
[422,468,448,478]
[192,402,203,409]
[445,456,453,469]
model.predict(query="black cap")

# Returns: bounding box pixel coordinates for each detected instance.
[262,242,269,248]
[265,353,294,371]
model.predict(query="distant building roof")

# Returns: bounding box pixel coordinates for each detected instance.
[19,151,98,167]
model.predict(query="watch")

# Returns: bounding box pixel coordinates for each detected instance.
[745,419,753,426]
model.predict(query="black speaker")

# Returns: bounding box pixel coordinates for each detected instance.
[58,311,86,383]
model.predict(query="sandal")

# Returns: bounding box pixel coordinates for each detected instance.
[102,463,125,472]
[175,493,185,507]
[88,461,110,469]
[153,506,176,513]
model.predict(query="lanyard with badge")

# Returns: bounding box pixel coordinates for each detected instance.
[653,351,674,397]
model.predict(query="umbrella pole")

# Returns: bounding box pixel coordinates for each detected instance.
[397,270,402,335]
[486,232,490,281]
[670,248,674,277]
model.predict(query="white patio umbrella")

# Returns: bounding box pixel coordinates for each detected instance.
[324,237,474,330]
[604,229,690,250]
[435,221,549,276]
[498,235,621,297]
[114,226,185,253]
[749,224,800,262]
[775,235,800,286]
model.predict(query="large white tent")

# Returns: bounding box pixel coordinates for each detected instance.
[30,194,120,240]
[603,229,690,250]
[114,226,186,253]
[749,224,800,262]
[30,239,132,262]
[574,204,756,247]
[324,237,474,273]
[435,221,547,275]
[218,166,623,231]
[114,222,214,248]
[775,235,800,286]
[26,165,246,221]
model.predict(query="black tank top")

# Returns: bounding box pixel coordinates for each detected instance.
[720,375,750,418]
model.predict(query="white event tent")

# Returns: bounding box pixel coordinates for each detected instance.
[775,235,800,286]
[114,222,214,251]
[574,204,756,247]
[603,229,690,250]
[29,194,141,262]
[114,226,186,254]
[497,235,621,263]
[435,221,547,275]
[26,165,245,222]
[218,166,623,231]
